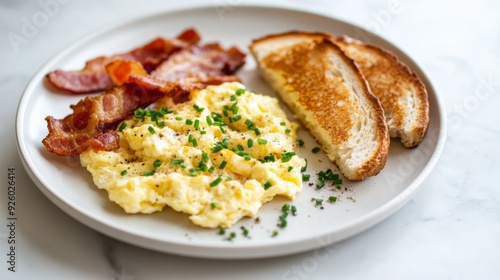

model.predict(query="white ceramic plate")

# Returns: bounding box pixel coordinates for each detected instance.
[16,4,446,259]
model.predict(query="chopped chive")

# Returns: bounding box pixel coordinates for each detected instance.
[227,232,236,241]
[272,230,279,237]
[336,185,342,190]
[235,88,245,96]
[301,159,308,172]
[148,126,155,134]
[263,181,273,190]
[312,147,321,153]
[200,130,207,135]
[225,177,232,181]
[198,163,208,171]
[194,119,200,130]
[188,168,197,176]
[211,145,223,153]
[210,177,223,187]
[315,198,323,205]
[285,129,291,134]
[201,152,208,162]
[291,205,297,215]
[120,170,127,176]
[242,227,249,236]
[316,181,325,189]
[180,163,187,169]
[191,138,198,147]
[185,119,193,125]
[333,179,343,185]
[172,158,184,165]
[257,138,267,145]
[143,171,154,176]
[328,196,338,203]
[175,116,182,121]
[193,104,205,112]
[287,166,294,172]
[208,165,215,173]
[210,202,217,209]
[297,139,305,147]
[219,161,227,169]
[118,122,127,132]
[302,174,310,181]
[280,121,286,126]
[279,219,287,228]
[281,152,296,163]
[206,115,214,125]
[218,227,226,235]
[237,144,244,151]
[233,115,241,122]
[160,107,174,114]
[153,160,162,168]
[254,128,261,135]
[230,95,237,101]
[247,138,254,148]
[282,204,290,212]
[245,119,255,129]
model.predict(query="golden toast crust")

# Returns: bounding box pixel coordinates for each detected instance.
[333,36,430,147]
[250,31,389,180]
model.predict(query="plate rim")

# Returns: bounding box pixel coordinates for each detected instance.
[15,2,447,259]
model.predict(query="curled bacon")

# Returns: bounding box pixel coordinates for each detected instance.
[46,29,201,94]
[105,43,246,91]
[43,42,246,157]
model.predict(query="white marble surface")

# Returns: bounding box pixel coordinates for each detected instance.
[1,0,499,279]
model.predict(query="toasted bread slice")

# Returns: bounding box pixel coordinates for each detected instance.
[249,31,389,180]
[332,36,429,147]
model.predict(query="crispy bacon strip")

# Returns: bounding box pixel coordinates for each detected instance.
[46,29,201,94]
[43,42,246,157]
[106,43,246,91]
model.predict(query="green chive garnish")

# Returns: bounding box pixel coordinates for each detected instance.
[219,161,227,169]
[143,171,154,176]
[210,202,217,209]
[263,181,273,190]
[247,138,254,148]
[148,126,155,134]
[235,88,245,96]
[153,160,162,168]
[201,152,208,162]
[193,104,205,112]
[257,138,267,145]
[185,119,193,125]
[210,177,223,187]
[120,170,127,176]
[172,158,184,165]
[312,147,321,153]
[302,174,310,181]
[287,166,293,172]
[118,122,127,132]
[329,196,337,203]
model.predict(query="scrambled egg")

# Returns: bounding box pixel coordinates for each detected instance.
[80,82,306,228]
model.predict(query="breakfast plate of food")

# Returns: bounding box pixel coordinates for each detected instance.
[16,3,446,259]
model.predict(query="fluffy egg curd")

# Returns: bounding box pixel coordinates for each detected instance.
[80,82,306,228]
